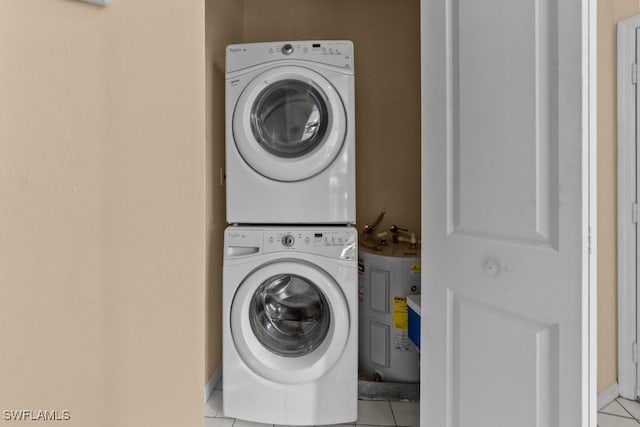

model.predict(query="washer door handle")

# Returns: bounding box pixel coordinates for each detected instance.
[227,246,260,257]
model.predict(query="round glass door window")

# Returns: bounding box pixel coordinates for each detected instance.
[250,79,329,158]
[249,273,330,357]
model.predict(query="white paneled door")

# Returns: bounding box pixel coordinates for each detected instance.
[420,0,596,426]
[636,28,640,401]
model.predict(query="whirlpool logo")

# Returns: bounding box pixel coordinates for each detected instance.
[2,409,70,421]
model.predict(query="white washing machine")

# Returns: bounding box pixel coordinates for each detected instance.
[226,41,355,224]
[222,226,358,425]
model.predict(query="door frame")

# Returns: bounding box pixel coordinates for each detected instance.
[617,14,640,401]
[588,1,598,420]
[419,0,596,424]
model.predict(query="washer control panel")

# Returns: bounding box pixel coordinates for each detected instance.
[225,227,357,260]
[264,229,357,260]
[266,231,352,247]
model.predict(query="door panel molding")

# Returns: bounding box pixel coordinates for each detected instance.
[446,0,560,250]
[447,289,559,426]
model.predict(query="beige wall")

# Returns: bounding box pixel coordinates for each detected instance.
[597,0,640,394]
[242,0,422,234]
[0,1,205,426]
[205,0,243,383]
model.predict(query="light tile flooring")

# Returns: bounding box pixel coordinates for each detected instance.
[204,390,419,427]
[599,398,640,426]
[207,390,640,426]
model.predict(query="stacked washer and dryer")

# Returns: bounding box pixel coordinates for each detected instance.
[222,41,358,425]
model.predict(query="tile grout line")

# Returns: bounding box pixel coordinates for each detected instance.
[616,398,640,421]
[599,408,640,426]
[387,401,398,427]
[600,412,639,420]
[599,401,634,419]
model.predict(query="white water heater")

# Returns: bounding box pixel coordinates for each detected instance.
[358,244,421,383]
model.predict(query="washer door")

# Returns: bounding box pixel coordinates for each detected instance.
[232,66,347,182]
[230,260,349,384]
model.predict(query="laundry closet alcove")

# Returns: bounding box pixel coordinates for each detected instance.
[204,0,422,403]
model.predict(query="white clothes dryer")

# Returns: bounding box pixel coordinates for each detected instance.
[222,226,358,425]
[225,41,355,224]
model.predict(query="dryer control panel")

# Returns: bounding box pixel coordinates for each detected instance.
[226,40,354,74]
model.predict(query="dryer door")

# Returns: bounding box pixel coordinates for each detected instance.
[232,66,347,182]
[230,259,350,384]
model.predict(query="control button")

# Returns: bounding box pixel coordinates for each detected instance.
[268,236,274,243]
[305,237,310,244]
[282,44,294,55]
[484,259,501,277]
[282,234,295,247]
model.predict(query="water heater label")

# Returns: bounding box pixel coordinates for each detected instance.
[392,333,413,352]
[393,296,408,330]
